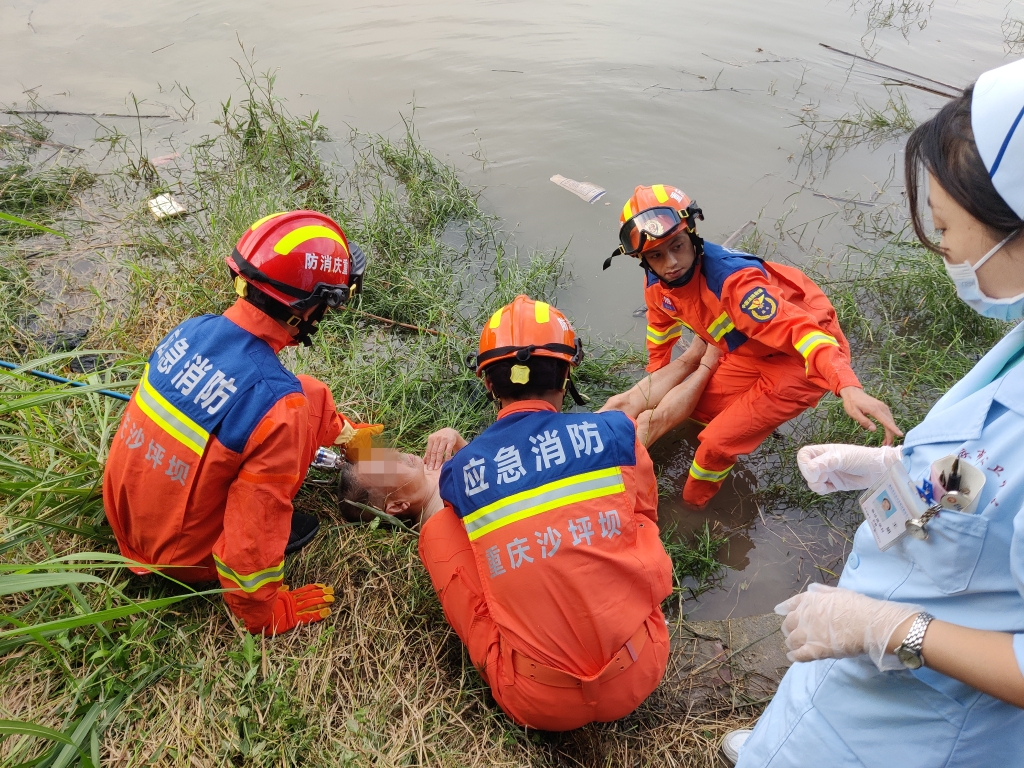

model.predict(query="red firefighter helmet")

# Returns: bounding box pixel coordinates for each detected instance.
[470,295,583,375]
[227,210,353,309]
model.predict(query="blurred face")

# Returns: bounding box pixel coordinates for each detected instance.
[356,449,430,517]
[928,173,1024,298]
[641,231,697,283]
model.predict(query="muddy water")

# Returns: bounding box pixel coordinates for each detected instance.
[1,0,1017,617]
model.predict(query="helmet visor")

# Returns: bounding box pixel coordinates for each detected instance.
[618,207,686,255]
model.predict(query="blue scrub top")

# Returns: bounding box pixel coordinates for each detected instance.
[738,322,1024,767]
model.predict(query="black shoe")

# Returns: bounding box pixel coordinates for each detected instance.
[285,512,320,555]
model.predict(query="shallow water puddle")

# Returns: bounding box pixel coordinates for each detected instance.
[649,420,850,620]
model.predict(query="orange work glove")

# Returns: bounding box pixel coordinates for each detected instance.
[334,418,384,462]
[257,583,334,636]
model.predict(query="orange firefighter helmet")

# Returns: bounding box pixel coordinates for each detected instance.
[618,184,703,255]
[470,295,583,375]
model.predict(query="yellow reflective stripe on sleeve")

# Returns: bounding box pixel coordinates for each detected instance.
[535,301,550,324]
[273,225,347,255]
[135,365,210,456]
[463,467,625,541]
[706,311,736,342]
[213,555,286,593]
[689,461,733,482]
[646,323,683,345]
[623,200,633,220]
[652,184,669,203]
[795,331,839,359]
[249,212,287,231]
[489,308,504,329]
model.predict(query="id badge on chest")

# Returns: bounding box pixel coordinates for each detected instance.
[859,462,923,551]
[859,455,986,550]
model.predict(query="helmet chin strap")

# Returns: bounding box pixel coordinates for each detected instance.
[247,290,327,346]
[565,375,589,406]
[292,304,328,346]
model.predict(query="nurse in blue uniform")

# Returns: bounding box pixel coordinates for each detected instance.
[731,59,1024,767]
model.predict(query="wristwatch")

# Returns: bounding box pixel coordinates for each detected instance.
[895,612,934,670]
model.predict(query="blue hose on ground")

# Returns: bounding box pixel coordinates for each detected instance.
[0,359,132,402]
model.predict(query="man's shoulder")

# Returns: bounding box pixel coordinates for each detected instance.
[701,241,767,299]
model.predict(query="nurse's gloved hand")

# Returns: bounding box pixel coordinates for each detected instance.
[797,444,902,494]
[775,583,922,670]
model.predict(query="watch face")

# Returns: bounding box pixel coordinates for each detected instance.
[897,646,923,669]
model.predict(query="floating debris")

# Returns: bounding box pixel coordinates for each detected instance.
[147,193,186,220]
[550,174,606,203]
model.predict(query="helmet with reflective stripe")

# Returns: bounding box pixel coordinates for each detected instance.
[227,210,353,309]
[471,294,583,375]
[619,184,702,254]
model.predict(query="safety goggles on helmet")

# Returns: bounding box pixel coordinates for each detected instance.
[230,249,350,310]
[604,202,704,270]
[619,206,699,256]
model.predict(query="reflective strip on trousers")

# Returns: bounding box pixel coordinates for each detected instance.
[688,460,733,482]
[646,323,683,345]
[463,466,625,541]
[795,331,839,370]
[213,555,286,593]
[135,364,210,455]
[706,312,735,342]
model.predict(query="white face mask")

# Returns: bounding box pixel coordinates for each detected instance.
[943,229,1023,321]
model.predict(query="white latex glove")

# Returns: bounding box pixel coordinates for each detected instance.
[797,444,903,494]
[775,583,923,671]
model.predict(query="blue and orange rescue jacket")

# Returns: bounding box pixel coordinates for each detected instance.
[438,401,673,678]
[644,241,861,394]
[103,300,342,631]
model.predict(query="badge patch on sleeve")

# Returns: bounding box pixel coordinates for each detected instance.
[739,287,778,322]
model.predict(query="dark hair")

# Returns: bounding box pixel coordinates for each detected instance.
[226,268,289,314]
[336,463,383,523]
[905,84,1024,253]
[484,357,569,401]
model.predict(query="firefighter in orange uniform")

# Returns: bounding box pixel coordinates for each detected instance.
[602,185,901,507]
[104,210,377,635]
[419,295,673,731]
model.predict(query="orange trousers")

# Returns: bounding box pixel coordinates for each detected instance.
[419,507,670,732]
[684,353,826,506]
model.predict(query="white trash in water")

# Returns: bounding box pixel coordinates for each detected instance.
[148,193,187,220]
[550,174,606,203]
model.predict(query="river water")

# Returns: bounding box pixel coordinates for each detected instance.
[1,0,1019,617]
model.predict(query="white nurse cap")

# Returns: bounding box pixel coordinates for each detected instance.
[972,58,1024,218]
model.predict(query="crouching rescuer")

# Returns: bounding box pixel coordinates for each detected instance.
[604,185,901,507]
[419,295,674,731]
[103,210,377,636]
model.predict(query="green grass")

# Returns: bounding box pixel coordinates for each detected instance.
[1,68,743,767]
[3,57,997,762]
[661,523,728,601]
[798,90,917,169]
